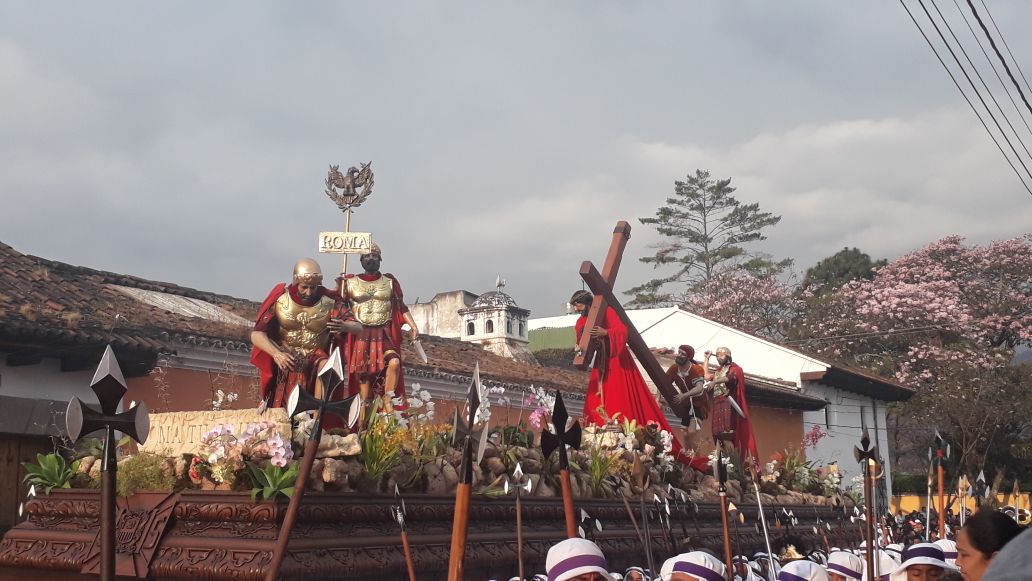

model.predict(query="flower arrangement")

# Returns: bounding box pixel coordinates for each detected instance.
[391,382,436,429]
[193,421,293,486]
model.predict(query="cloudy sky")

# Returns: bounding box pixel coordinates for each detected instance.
[2,2,1031,318]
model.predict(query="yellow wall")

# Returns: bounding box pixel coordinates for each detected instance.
[890,493,1029,513]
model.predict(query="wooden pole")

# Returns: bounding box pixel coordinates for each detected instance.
[400,530,417,581]
[719,490,734,581]
[100,425,116,581]
[447,482,472,581]
[559,469,577,538]
[516,491,525,581]
[864,460,875,581]
[937,461,946,540]
[266,417,321,581]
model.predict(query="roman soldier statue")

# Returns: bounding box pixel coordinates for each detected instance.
[251,258,356,408]
[339,243,419,414]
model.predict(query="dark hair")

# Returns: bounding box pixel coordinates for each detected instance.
[962,510,1023,558]
[570,290,593,306]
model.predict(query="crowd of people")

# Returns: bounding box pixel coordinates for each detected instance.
[491,508,1028,581]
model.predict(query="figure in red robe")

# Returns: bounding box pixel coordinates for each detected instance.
[250,258,353,408]
[570,291,709,472]
[703,347,760,470]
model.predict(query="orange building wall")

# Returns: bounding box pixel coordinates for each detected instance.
[126,367,260,414]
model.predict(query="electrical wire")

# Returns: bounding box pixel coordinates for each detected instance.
[976,0,1032,98]
[914,0,1032,183]
[964,0,1032,117]
[898,0,1032,196]
[951,0,1032,134]
[927,0,1032,160]
[784,325,945,345]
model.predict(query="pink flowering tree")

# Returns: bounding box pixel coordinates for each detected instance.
[796,235,1032,475]
[681,269,804,340]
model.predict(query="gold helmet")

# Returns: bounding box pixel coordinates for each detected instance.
[292,258,323,285]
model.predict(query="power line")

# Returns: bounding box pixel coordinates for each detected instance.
[927,0,1032,161]
[915,0,1032,182]
[977,0,1032,99]
[784,325,945,345]
[951,0,1032,135]
[964,0,1032,118]
[898,0,1032,196]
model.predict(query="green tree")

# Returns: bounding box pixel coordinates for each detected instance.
[627,169,787,306]
[802,247,887,297]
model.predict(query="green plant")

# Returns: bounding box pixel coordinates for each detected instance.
[22,453,80,494]
[247,461,299,501]
[117,452,176,497]
[585,443,628,497]
[359,404,404,489]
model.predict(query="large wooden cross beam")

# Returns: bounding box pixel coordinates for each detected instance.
[573,221,631,370]
[574,223,681,413]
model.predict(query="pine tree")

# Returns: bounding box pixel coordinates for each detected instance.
[627,169,787,306]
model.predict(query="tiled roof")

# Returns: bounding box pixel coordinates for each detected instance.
[0,242,258,367]
[401,335,588,393]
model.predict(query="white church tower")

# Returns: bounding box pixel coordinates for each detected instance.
[458,277,537,364]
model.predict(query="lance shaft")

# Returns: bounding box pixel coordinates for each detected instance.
[749,469,776,581]
[100,425,116,581]
[266,412,322,581]
[447,434,473,581]
[864,460,875,581]
[640,491,656,576]
[400,528,417,581]
[937,452,945,540]
[559,468,577,538]
[719,485,734,581]
[516,490,525,581]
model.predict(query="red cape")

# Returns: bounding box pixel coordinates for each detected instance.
[250,283,340,404]
[727,362,760,470]
[578,307,709,473]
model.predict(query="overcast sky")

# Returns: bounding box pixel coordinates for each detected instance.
[2,2,1031,318]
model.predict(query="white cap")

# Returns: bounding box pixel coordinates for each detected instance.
[545,538,613,581]
[777,560,829,581]
[862,550,902,581]
[933,539,958,567]
[827,551,863,580]
[888,543,957,581]
[659,551,726,581]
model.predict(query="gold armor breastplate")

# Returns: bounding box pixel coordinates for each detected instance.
[347,276,394,326]
[712,366,730,398]
[274,293,335,356]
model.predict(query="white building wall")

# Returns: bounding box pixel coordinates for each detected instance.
[0,357,100,406]
[408,291,477,339]
[801,382,894,496]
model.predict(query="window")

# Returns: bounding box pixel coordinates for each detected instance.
[506,319,513,334]
[486,320,494,333]
[467,322,475,336]
[519,321,525,336]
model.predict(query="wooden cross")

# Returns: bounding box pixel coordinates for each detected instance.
[573,221,681,412]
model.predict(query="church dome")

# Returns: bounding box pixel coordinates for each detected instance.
[470,290,518,309]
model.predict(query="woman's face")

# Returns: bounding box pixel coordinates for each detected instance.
[956,527,992,581]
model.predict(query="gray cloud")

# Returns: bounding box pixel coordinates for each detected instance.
[1,2,1030,318]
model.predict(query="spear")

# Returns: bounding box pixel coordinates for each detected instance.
[925,447,933,542]
[631,453,657,576]
[447,372,482,581]
[269,348,360,581]
[505,462,533,581]
[934,430,950,539]
[392,485,417,581]
[728,501,745,570]
[268,350,361,581]
[854,429,878,581]
[717,449,735,581]
[747,466,776,581]
[540,391,582,538]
